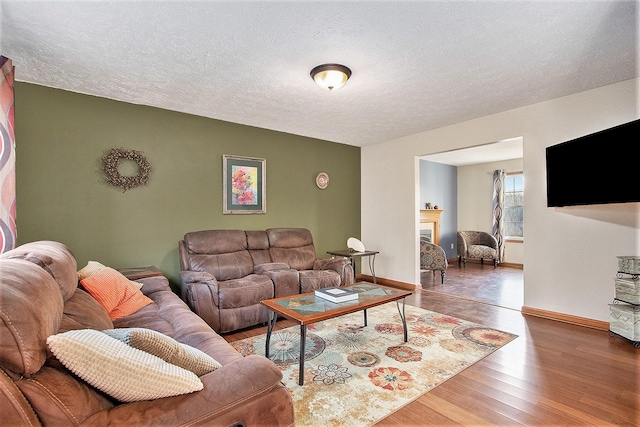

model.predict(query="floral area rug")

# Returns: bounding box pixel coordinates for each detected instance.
[231,303,517,427]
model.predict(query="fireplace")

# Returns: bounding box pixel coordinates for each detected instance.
[419,209,443,246]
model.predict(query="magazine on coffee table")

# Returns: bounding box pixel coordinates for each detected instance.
[315,286,358,303]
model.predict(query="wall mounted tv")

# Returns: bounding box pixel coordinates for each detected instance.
[546,119,640,207]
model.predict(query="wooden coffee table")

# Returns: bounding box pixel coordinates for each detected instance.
[260,282,412,385]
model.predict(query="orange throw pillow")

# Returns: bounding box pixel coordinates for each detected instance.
[80,267,153,320]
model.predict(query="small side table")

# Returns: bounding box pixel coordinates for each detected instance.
[327,249,379,283]
[117,266,164,280]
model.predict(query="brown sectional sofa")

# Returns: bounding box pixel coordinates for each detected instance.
[179,228,354,334]
[0,241,294,426]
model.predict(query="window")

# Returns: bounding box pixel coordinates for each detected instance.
[504,173,523,239]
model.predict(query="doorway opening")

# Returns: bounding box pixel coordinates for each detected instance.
[418,137,524,310]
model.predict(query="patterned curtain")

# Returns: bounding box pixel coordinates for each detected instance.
[0,56,16,253]
[492,169,505,263]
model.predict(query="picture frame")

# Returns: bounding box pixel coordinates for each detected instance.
[222,155,266,214]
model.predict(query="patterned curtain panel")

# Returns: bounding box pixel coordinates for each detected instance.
[492,169,505,263]
[0,56,16,253]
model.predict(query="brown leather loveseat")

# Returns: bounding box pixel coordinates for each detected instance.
[179,228,354,334]
[0,241,294,426]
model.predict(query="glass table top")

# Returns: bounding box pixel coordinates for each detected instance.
[274,283,404,316]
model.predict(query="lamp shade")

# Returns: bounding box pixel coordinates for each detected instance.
[347,237,365,252]
[310,64,351,90]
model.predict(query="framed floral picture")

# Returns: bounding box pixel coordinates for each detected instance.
[222,155,266,214]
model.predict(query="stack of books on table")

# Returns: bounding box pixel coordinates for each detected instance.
[314,287,358,303]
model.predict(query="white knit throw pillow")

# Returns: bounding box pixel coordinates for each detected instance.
[47,329,203,402]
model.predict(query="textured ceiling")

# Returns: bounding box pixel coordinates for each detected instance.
[1,1,638,148]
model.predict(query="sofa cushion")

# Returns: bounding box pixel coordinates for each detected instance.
[80,267,153,320]
[126,276,247,366]
[253,262,290,274]
[299,270,341,293]
[113,293,174,335]
[59,288,114,333]
[246,230,272,265]
[217,274,274,309]
[468,244,497,259]
[0,258,64,376]
[267,228,317,270]
[189,251,254,281]
[266,228,314,248]
[103,328,221,375]
[183,229,254,280]
[47,329,203,402]
[269,245,316,270]
[184,229,248,255]
[0,240,78,301]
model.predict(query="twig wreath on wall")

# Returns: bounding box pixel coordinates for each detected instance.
[223,155,266,214]
[102,147,151,192]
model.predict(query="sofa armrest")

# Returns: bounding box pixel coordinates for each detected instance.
[253,262,290,274]
[179,271,221,330]
[179,270,217,299]
[254,263,299,298]
[457,233,468,256]
[479,233,499,249]
[137,275,172,295]
[179,270,217,284]
[81,355,294,426]
[313,257,355,285]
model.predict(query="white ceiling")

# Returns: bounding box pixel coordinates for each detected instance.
[1,1,638,148]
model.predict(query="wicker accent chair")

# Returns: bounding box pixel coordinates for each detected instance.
[420,237,448,284]
[457,231,499,268]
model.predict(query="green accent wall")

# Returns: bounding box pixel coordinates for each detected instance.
[14,83,361,288]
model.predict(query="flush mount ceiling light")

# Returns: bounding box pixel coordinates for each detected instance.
[310,63,352,90]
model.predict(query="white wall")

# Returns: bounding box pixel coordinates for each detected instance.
[458,158,523,265]
[361,78,639,322]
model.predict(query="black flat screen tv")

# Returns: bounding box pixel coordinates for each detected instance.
[546,119,640,207]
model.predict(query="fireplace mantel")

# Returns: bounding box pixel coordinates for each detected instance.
[420,209,443,246]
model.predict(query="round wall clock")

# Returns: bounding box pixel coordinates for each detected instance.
[316,172,329,189]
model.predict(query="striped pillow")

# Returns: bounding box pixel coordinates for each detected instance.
[47,329,203,402]
[80,267,153,320]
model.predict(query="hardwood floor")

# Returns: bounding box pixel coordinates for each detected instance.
[224,266,640,426]
[421,261,524,311]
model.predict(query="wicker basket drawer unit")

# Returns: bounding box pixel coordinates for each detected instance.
[609,304,640,342]
[617,256,640,275]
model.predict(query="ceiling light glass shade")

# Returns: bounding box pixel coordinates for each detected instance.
[310,64,352,90]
